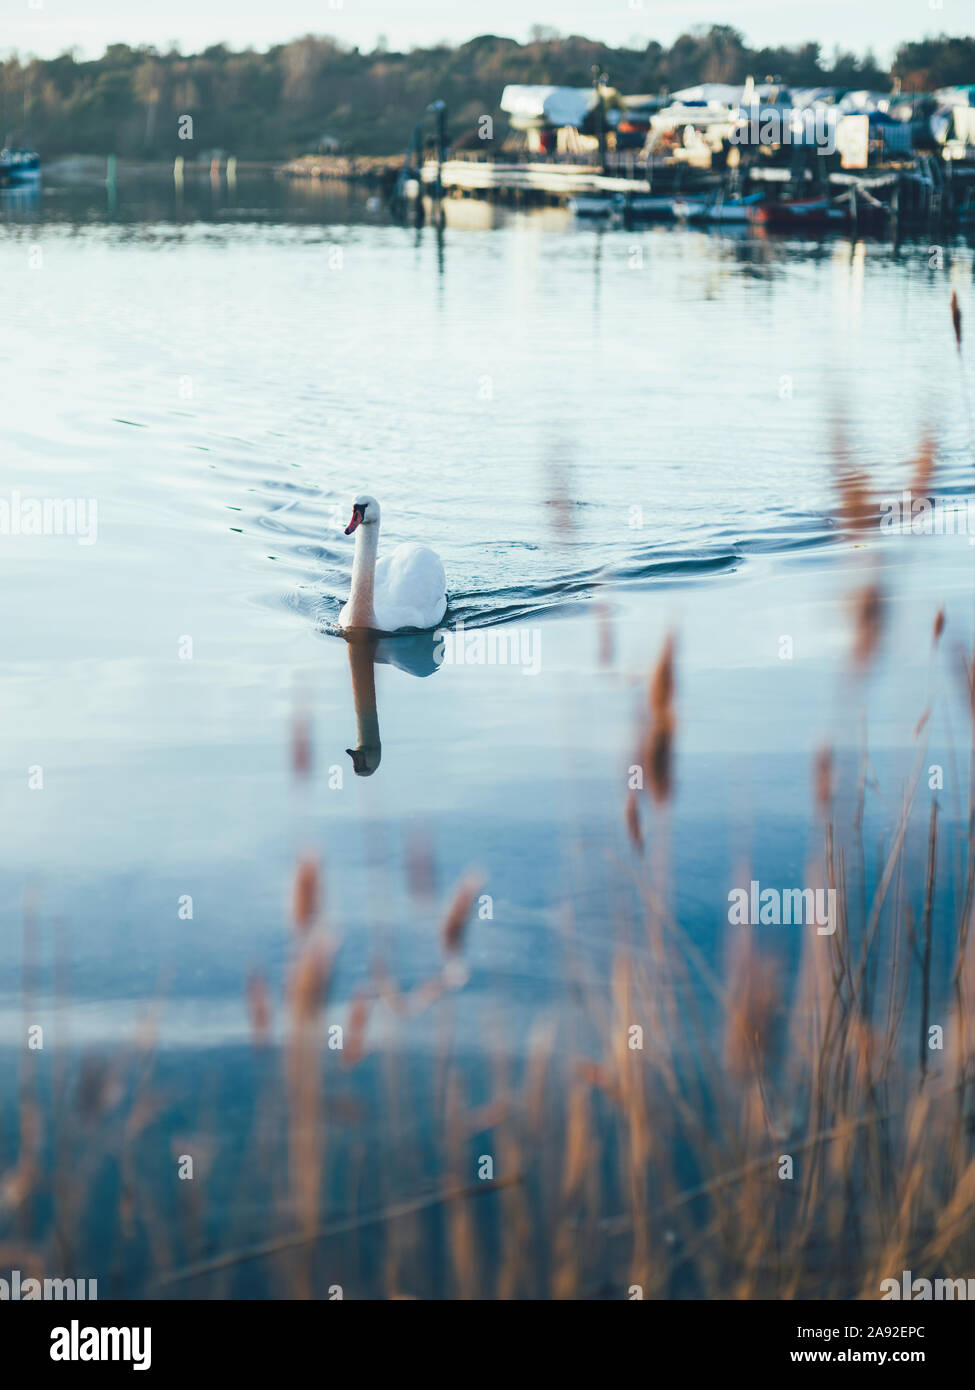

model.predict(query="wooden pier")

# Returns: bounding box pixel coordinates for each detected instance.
[420,157,651,197]
[410,149,975,226]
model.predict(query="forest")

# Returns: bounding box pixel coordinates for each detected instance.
[1,27,972,160]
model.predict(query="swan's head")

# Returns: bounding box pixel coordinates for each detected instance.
[346,742,382,776]
[345,494,380,535]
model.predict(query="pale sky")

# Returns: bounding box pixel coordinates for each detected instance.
[0,0,961,62]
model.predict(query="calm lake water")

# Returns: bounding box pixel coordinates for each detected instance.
[1,171,974,1295]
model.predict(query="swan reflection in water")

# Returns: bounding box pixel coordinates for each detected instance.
[343,629,442,776]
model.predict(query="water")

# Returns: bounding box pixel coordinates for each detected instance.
[2,172,974,1295]
[6,174,972,633]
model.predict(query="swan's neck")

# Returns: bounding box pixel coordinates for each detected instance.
[346,522,380,628]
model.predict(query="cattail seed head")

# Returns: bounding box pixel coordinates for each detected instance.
[292,856,321,932]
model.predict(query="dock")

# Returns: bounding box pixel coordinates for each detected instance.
[420,158,652,197]
[407,148,974,227]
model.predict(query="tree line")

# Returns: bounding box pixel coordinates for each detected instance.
[1,27,971,160]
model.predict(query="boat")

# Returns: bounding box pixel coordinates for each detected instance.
[703,191,765,222]
[671,197,710,222]
[673,191,764,223]
[618,194,688,222]
[568,194,620,220]
[749,195,846,228]
[749,193,886,231]
[0,149,41,188]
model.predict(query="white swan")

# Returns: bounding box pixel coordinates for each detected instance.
[338,495,447,633]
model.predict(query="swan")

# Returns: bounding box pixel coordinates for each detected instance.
[339,495,447,634]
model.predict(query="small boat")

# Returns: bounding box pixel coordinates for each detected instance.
[0,148,41,188]
[568,194,620,220]
[749,196,846,229]
[671,197,710,222]
[620,194,686,222]
[704,191,765,223]
[674,191,763,224]
[748,193,885,232]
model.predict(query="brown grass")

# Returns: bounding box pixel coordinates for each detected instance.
[3,363,975,1299]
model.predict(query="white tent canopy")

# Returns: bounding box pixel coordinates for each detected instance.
[787,88,842,109]
[667,84,744,107]
[838,90,892,114]
[500,85,599,129]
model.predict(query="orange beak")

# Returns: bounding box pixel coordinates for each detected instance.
[345,508,362,535]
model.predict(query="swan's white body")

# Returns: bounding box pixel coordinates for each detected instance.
[339,495,447,634]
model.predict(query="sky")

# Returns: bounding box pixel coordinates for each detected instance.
[0,0,959,62]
